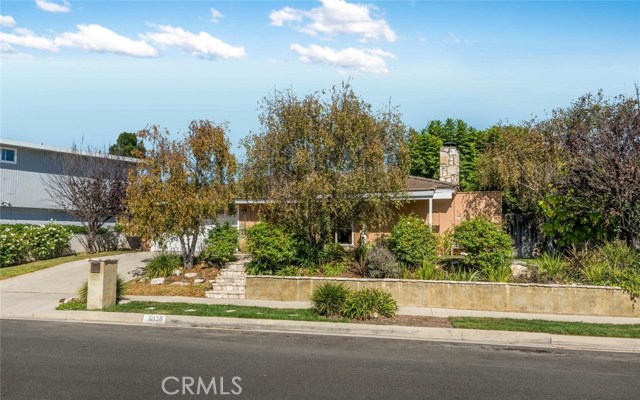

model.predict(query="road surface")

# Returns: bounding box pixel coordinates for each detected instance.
[1,320,639,399]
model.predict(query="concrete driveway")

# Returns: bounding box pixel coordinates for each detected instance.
[0,252,153,318]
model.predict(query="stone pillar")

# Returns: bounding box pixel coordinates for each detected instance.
[439,143,460,186]
[87,259,118,310]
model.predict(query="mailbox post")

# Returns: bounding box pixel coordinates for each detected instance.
[87,259,118,310]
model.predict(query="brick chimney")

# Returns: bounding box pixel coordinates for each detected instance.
[439,142,459,185]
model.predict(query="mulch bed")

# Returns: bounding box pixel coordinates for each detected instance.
[355,315,452,328]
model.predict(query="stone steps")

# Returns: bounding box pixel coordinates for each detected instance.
[205,254,250,300]
[215,276,246,284]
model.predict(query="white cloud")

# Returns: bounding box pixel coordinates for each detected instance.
[270,7,303,27]
[0,15,16,27]
[271,0,396,42]
[0,24,158,57]
[0,42,34,59]
[290,43,395,74]
[144,25,246,60]
[445,32,461,44]
[35,0,71,14]
[210,8,224,23]
[0,28,58,51]
[55,24,158,57]
[443,32,475,45]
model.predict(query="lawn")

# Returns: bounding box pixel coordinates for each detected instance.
[59,300,339,322]
[0,251,135,280]
[449,317,640,339]
[56,300,640,338]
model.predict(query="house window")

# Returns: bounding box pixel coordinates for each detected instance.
[1,147,17,164]
[335,226,353,245]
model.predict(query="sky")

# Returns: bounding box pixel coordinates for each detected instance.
[1,0,639,155]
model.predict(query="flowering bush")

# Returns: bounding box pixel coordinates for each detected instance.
[0,224,72,267]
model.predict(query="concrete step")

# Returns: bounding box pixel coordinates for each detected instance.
[226,265,247,271]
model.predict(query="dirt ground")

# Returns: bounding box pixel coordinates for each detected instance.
[355,315,452,328]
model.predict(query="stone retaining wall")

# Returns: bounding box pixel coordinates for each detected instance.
[246,276,639,317]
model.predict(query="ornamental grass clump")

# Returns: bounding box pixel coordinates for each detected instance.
[145,254,182,278]
[311,282,350,317]
[341,287,398,320]
[536,253,570,283]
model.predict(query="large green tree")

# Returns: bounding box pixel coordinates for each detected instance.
[240,83,410,248]
[408,118,485,191]
[125,120,237,268]
[544,91,640,245]
[109,132,146,158]
[477,90,640,248]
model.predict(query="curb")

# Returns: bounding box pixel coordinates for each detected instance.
[3,310,639,353]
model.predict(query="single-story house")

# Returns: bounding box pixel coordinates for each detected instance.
[236,144,502,245]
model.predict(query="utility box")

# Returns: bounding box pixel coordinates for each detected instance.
[87,259,118,310]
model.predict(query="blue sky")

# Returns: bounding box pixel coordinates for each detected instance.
[1,1,639,154]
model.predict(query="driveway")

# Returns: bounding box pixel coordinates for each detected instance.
[0,252,153,318]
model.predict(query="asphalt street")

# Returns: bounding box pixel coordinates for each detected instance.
[1,320,639,399]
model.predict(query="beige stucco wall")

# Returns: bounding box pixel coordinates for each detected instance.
[246,276,640,317]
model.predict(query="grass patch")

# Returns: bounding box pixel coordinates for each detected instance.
[0,251,135,280]
[58,300,343,322]
[57,300,88,310]
[449,317,640,339]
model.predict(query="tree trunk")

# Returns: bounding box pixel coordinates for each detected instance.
[179,230,199,269]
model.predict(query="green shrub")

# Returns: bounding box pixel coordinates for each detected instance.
[293,239,323,268]
[536,253,570,282]
[145,254,182,277]
[452,217,514,271]
[77,274,126,303]
[275,265,303,276]
[65,225,108,235]
[364,244,402,279]
[321,261,349,277]
[0,226,29,266]
[321,243,349,263]
[311,282,350,317]
[342,288,398,320]
[26,224,72,260]
[246,223,296,273]
[201,223,238,265]
[387,215,437,267]
[0,224,71,267]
